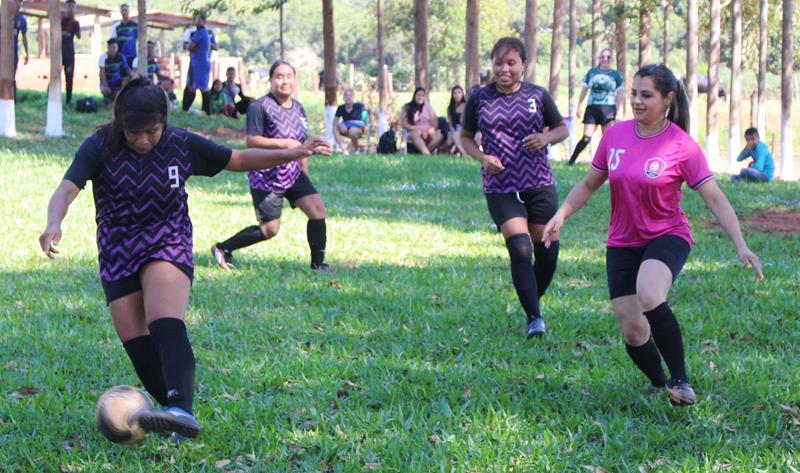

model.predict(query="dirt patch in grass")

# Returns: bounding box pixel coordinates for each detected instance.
[737,210,800,234]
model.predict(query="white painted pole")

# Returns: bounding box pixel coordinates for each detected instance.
[45,0,64,137]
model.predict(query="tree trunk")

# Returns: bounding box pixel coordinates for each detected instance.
[661,0,670,63]
[548,0,565,100]
[322,0,337,144]
[686,0,698,139]
[780,0,795,180]
[0,0,16,136]
[377,0,387,135]
[728,0,742,173]
[638,7,651,68]
[706,0,721,170]
[465,0,479,92]
[137,0,147,77]
[756,0,768,136]
[46,0,63,136]
[524,0,537,83]
[413,0,429,90]
[568,0,577,153]
[591,0,600,64]
[615,0,627,116]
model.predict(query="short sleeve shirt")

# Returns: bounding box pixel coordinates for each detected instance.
[335,103,365,122]
[61,15,80,57]
[245,94,309,192]
[111,20,138,60]
[63,127,231,280]
[591,120,714,247]
[583,67,625,106]
[463,82,564,194]
[98,52,129,89]
[189,26,211,64]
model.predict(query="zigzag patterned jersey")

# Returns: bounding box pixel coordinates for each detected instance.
[246,94,309,193]
[464,82,564,194]
[64,127,231,281]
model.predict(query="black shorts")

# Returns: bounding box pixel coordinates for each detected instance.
[485,185,559,229]
[606,234,691,300]
[101,261,193,305]
[250,172,318,223]
[583,104,617,126]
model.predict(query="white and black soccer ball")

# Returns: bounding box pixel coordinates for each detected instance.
[94,385,153,445]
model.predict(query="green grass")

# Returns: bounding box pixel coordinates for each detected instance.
[1,92,799,472]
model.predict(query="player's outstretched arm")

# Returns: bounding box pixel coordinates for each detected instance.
[542,168,607,247]
[40,180,81,259]
[226,138,330,172]
[696,180,764,281]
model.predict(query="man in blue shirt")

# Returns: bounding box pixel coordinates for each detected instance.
[732,127,775,183]
[110,4,137,69]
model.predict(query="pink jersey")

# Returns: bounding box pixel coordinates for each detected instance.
[591,120,714,247]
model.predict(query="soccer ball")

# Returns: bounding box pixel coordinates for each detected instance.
[94,385,153,445]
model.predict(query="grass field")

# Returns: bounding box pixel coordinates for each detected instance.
[1,92,798,472]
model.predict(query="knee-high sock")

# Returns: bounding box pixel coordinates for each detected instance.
[533,241,559,298]
[307,218,327,267]
[569,136,592,164]
[148,318,195,414]
[217,226,266,253]
[123,335,168,406]
[625,338,668,387]
[506,234,540,319]
[201,91,211,115]
[644,302,688,384]
[64,64,75,105]
[181,88,196,111]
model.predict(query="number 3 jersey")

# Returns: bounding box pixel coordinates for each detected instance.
[64,127,232,281]
[591,120,714,248]
[463,82,564,194]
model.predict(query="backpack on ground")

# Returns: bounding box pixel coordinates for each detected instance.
[76,97,98,113]
[377,129,397,154]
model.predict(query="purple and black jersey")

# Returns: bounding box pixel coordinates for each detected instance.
[245,93,308,193]
[64,127,232,281]
[463,82,564,194]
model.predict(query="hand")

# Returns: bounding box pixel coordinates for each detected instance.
[100,85,111,95]
[576,108,582,119]
[737,246,764,281]
[522,133,548,152]
[24,55,29,65]
[300,138,331,157]
[39,225,62,260]
[480,154,505,175]
[542,212,564,248]
[284,138,302,149]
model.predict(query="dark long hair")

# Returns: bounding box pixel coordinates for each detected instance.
[490,37,527,63]
[634,64,690,132]
[269,60,296,78]
[447,85,465,125]
[405,87,426,126]
[101,76,168,151]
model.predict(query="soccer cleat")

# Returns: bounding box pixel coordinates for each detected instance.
[211,244,235,271]
[137,406,201,438]
[668,380,697,406]
[526,316,546,338]
[310,262,332,273]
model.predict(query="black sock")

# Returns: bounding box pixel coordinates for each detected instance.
[307,218,327,267]
[533,241,559,298]
[625,338,668,387]
[123,335,168,406]
[217,225,267,252]
[148,318,195,414]
[201,91,211,115]
[644,302,688,384]
[568,136,592,164]
[505,234,540,319]
[181,88,196,111]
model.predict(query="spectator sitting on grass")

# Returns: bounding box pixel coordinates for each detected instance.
[222,66,251,119]
[732,127,775,183]
[209,79,235,117]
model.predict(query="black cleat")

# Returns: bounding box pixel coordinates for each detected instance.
[310,262,332,273]
[211,244,235,271]
[668,380,697,406]
[138,406,201,438]
[526,316,546,338]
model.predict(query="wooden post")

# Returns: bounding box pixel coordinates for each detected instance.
[524,0,537,83]
[728,0,742,173]
[413,0,429,90]
[37,17,46,58]
[706,0,721,170]
[756,0,768,136]
[136,0,147,77]
[548,0,564,101]
[779,0,795,180]
[91,14,101,59]
[0,0,17,136]
[322,0,337,144]
[46,0,63,136]
[465,0,479,92]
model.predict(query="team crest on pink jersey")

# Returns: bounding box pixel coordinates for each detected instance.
[644,157,667,178]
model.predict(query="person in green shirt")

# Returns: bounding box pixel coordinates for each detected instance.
[732,127,775,183]
[568,48,625,165]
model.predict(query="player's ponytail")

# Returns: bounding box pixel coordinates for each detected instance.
[634,64,690,133]
[102,76,169,151]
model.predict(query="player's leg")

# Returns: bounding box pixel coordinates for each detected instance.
[291,176,328,270]
[347,126,362,151]
[409,129,431,155]
[212,189,283,270]
[568,108,597,165]
[526,186,560,302]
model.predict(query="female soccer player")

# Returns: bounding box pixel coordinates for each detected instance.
[39,77,329,441]
[212,61,331,272]
[445,85,467,156]
[543,64,763,405]
[461,37,568,338]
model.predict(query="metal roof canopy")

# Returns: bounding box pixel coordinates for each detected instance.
[23,0,114,17]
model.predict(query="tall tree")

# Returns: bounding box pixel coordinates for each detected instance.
[756,0,768,136]
[706,0,721,170]
[0,0,16,137]
[137,0,147,77]
[322,0,336,143]
[465,0,479,92]
[568,0,577,151]
[686,0,698,139]
[638,6,651,67]
[45,0,63,136]
[728,0,742,173]
[591,0,600,64]
[614,0,627,116]
[549,0,565,100]
[523,0,537,83]
[377,0,387,135]
[661,0,670,63]
[413,0,429,89]
[780,0,795,180]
